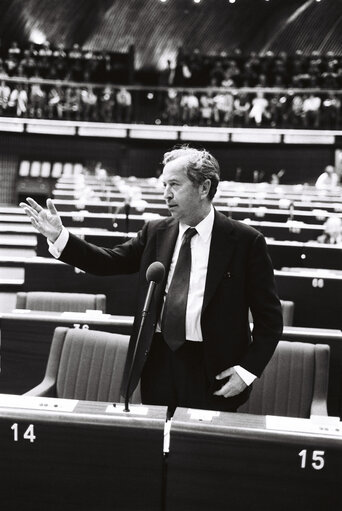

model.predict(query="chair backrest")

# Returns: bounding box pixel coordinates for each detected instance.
[249,300,294,326]
[238,341,330,418]
[48,327,140,403]
[16,291,106,313]
[280,300,294,326]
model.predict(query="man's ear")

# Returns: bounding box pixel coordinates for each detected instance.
[200,178,212,199]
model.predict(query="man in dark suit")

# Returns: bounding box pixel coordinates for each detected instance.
[20,146,283,414]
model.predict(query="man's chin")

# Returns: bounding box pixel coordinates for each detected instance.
[168,206,178,217]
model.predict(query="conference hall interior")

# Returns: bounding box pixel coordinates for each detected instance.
[0,0,341,509]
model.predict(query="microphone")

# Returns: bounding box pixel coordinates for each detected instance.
[142,261,165,316]
[124,261,165,412]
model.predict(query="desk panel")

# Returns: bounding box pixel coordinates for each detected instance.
[23,258,139,316]
[275,270,342,329]
[0,396,166,511]
[166,409,342,511]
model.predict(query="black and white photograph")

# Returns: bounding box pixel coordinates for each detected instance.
[0,0,341,509]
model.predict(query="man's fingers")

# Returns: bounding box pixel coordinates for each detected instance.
[46,198,58,215]
[26,197,43,212]
[216,367,234,380]
[19,204,39,220]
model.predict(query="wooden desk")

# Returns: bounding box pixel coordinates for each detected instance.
[166,408,342,511]
[0,310,134,394]
[0,394,166,511]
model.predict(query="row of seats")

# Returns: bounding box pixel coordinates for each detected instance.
[19,160,84,178]
[14,290,329,420]
[15,291,295,327]
[24,324,329,420]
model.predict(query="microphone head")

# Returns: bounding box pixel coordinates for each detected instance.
[146,261,165,283]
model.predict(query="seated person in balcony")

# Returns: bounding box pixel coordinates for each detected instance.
[316,216,342,245]
[0,80,11,116]
[7,83,28,117]
[315,164,339,189]
[249,91,270,127]
[47,86,64,120]
[162,89,180,125]
[199,92,214,126]
[62,86,81,121]
[180,90,199,125]
[233,92,250,127]
[288,93,304,127]
[269,94,289,128]
[321,93,340,129]
[116,87,132,123]
[28,79,46,118]
[302,93,321,129]
[80,86,98,122]
[99,86,115,123]
[212,91,234,126]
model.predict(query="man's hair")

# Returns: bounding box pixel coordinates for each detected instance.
[163,145,220,201]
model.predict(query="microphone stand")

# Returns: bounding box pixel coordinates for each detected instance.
[123,200,130,236]
[124,282,156,412]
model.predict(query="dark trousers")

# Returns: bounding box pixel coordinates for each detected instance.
[141,333,250,416]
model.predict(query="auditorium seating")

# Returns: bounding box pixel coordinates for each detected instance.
[25,326,141,404]
[16,290,106,313]
[238,341,330,418]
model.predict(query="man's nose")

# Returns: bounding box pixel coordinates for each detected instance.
[164,185,172,200]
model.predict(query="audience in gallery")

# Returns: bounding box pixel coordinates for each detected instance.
[171,48,342,89]
[2,40,342,90]
[2,41,342,127]
[1,77,342,129]
[0,41,131,84]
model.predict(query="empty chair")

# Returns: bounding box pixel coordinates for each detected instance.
[62,162,73,176]
[249,299,295,326]
[51,162,63,178]
[25,326,141,403]
[16,291,106,313]
[73,163,84,175]
[18,160,30,177]
[30,161,41,177]
[41,161,51,178]
[238,341,330,418]
[280,299,294,326]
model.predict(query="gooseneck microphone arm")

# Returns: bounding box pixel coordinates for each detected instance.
[124,261,165,412]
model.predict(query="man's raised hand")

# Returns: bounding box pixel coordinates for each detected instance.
[19,197,63,243]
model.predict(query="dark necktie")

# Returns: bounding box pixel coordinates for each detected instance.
[162,227,197,351]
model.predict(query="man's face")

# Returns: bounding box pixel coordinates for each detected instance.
[162,158,208,226]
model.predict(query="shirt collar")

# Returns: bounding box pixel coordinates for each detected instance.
[179,205,214,242]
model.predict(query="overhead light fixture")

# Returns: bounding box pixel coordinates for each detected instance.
[229,0,236,4]
[194,0,201,4]
[29,28,46,45]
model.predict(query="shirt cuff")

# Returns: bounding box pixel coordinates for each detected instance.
[234,365,257,386]
[47,227,69,258]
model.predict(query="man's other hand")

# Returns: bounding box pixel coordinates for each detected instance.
[19,197,63,243]
[214,366,248,398]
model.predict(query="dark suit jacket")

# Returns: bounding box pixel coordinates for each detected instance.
[59,209,283,397]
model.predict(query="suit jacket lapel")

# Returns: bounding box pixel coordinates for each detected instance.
[202,211,237,313]
[154,219,179,309]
